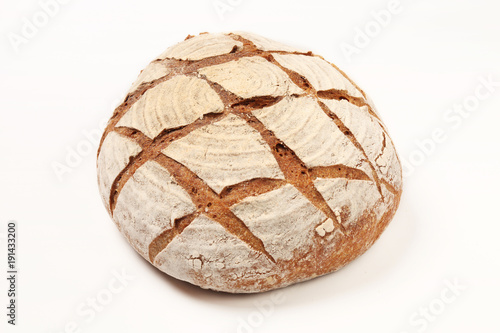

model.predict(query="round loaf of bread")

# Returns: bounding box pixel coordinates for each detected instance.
[97,32,402,293]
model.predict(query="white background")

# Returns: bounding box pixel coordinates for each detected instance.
[1,0,499,332]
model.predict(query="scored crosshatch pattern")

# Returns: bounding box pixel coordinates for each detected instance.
[97,32,401,268]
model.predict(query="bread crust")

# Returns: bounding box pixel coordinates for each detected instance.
[97,32,403,293]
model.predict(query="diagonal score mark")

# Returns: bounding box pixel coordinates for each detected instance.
[309,165,372,181]
[114,126,152,147]
[226,32,316,57]
[316,55,369,100]
[375,131,387,165]
[153,154,276,263]
[317,88,383,123]
[381,178,398,196]
[231,95,286,109]
[148,212,200,262]
[219,178,288,207]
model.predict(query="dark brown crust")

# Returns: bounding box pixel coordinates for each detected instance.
[148,212,200,262]
[98,32,403,293]
[317,88,382,122]
[308,165,372,181]
[219,178,288,207]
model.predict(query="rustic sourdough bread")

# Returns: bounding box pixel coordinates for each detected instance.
[97,32,402,293]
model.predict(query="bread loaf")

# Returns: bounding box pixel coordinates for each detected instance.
[97,32,402,293]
